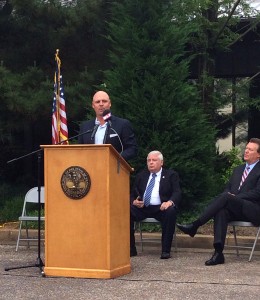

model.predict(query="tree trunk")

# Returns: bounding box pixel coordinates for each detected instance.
[248,75,260,139]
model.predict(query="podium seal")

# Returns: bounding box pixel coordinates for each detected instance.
[61,166,91,199]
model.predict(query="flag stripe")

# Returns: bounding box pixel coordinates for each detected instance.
[52,50,69,145]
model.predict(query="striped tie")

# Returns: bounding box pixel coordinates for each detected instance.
[239,166,250,189]
[144,173,157,207]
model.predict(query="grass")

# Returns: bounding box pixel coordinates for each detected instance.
[0,183,27,225]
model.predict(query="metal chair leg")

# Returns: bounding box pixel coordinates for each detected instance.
[249,227,260,262]
[232,225,239,256]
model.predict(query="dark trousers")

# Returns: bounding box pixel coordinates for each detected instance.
[130,204,177,253]
[199,192,260,250]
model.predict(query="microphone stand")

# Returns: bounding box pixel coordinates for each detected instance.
[4,149,45,275]
[4,128,94,276]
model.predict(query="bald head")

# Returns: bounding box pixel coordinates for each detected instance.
[93,91,110,102]
[92,90,111,121]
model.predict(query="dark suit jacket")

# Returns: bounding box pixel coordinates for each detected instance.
[130,168,181,207]
[78,115,137,162]
[224,161,260,205]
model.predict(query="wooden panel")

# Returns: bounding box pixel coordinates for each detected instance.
[41,145,131,278]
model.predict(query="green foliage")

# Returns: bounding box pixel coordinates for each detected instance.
[178,209,204,224]
[18,207,45,229]
[177,147,243,223]
[0,183,45,226]
[0,183,27,223]
[104,0,217,210]
[0,64,89,185]
[1,199,44,229]
[0,196,24,224]
[1,0,109,77]
[0,66,50,140]
[0,0,111,186]
[220,147,243,184]
[170,0,260,140]
[0,0,259,214]
[137,223,162,233]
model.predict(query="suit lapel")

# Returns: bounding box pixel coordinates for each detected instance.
[245,161,260,180]
[159,168,166,191]
[103,116,115,144]
[239,161,260,189]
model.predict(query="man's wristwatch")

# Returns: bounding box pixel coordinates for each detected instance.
[169,200,174,206]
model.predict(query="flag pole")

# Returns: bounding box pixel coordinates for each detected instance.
[55,49,61,143]
[53,49,69,144]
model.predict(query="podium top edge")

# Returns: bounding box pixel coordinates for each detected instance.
[41,144,114,148]
[40,144,134,172]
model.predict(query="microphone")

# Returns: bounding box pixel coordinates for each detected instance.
[75,124,99,144]
[102,109,112,126]
[91,124,99,140]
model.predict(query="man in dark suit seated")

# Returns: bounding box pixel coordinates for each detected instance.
[130,150,181,259]
[177,137,260,266]
[78,90,137,162]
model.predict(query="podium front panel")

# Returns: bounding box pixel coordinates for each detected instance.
[42,145,131,278]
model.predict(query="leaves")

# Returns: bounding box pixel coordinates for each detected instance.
[104,0,217,209]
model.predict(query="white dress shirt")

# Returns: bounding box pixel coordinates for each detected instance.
[94,119,107,144]
[144,168,162,205]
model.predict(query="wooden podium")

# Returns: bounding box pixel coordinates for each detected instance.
[41,144,132,278]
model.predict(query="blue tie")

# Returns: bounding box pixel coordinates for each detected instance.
[144,173,157,207]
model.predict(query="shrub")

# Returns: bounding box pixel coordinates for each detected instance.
[220,147,243,184]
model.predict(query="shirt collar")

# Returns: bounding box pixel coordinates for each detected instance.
[95,118,107,128]
[151,168,162,177]
[246,160,259,170]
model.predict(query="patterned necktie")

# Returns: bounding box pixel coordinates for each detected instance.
[239,166,250,189]
[144,173,157,207]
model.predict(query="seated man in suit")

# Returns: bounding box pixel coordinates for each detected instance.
[177,137,260,266]
[78,90,137,162]
[130,150,181,259]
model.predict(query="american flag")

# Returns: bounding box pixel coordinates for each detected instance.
[52,49,69,144]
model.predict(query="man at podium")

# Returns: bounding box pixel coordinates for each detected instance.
[78,90,137,162]
[130,150,181,259]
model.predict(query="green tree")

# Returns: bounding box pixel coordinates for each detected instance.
[0,64,92,184]
[173,0,260,140]
[0,66,51,186]
[104,0,217,209]
[0,0,111,79]
[0,0,109,188]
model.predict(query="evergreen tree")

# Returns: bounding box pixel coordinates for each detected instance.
[104,0,217,209]
[0,64,89,186]
[0,0,110,80]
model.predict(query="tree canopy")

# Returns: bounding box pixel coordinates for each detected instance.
[0,0,260,214]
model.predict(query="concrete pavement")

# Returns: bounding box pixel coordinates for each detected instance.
[0,229,260,300]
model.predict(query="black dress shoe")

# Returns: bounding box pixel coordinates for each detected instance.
[160,252,171,259]
[177,223,197,237]
[205,252,225,266]
[130,246,137,257]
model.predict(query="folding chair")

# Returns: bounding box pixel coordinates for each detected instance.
[135,218,177,252]
[16,187,45,251]
[227,221,260,261]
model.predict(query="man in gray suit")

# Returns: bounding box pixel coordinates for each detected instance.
[177,138,260,265]
[130,150,181,259]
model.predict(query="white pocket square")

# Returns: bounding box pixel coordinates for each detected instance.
[110,134,118,138]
